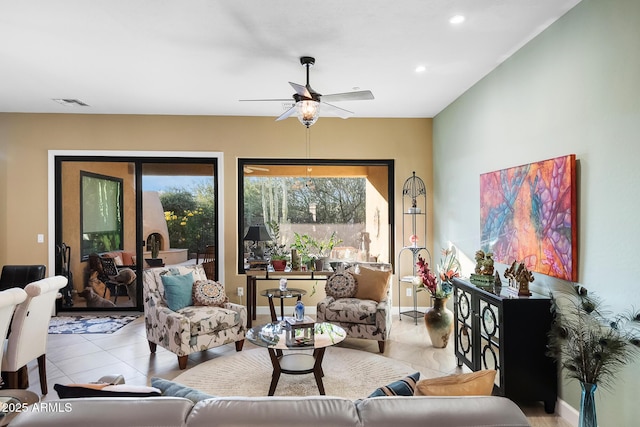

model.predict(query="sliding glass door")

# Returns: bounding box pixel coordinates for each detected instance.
[55,155,219,311]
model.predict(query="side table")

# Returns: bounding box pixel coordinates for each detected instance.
[260,288,307,321]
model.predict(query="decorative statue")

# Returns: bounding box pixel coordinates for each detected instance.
[474,250,486,274]
[473,250,494,276]
[503,261,533,296]
[482,252,495,276]
[515,262,534,296]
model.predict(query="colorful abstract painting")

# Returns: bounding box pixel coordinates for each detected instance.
[480,155,577,281]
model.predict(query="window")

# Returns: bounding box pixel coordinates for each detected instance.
[238,159,394,273]
[80,171,124,259]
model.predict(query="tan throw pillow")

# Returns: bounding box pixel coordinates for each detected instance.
[192,279,228,307]
[352,267,391,302]
[414,370,496,396]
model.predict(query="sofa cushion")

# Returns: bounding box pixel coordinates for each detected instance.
[161,272,194,311]
[178,305,241,336]
[352,267,391,302]
[150,377,215,403]
[368,372,420,397]
[325,272,357,299]
[414,370,496,396]
[187,396,361,427]
[322,298,378,325]
[54,383,161,399]
[356,396,530,427]
[192,279,228,307]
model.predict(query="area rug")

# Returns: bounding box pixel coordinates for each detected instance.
[173,346,422,400]
[48,314,140,334]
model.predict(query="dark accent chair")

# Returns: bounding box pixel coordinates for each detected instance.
[0,265,47,292]
[99,256,136,305]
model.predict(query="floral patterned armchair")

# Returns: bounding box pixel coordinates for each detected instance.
[316,263,392,353]
[142,265,246,369]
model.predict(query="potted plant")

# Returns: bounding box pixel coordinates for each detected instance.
[266,221,290,271]
[311,231,342,271]
[547,283,640,427]
[290,232,315,270]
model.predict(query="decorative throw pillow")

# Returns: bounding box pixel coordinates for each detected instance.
[112,255,124,266]
[54,383,161,399]
[325,272,357,299]
[414,370,496,396]
[161,272,194,311]
[352,267,392,302]
[121,251,135,266]
[192,279,228,307]
[151,377,215,403]
[368,372,421,397]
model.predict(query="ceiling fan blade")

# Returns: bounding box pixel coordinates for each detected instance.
[320,90,375,103]
[249,166,270,171]
[243,167,254,173]
[289,82,312,99]
[320,102,354,119]
[275,105,297,121]
[239,98,293,102]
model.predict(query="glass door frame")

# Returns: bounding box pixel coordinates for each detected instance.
[49,150,224,311]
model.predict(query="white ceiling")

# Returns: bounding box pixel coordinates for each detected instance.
[0,0,581,119]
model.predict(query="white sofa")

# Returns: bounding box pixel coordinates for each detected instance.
[11,395,530,427]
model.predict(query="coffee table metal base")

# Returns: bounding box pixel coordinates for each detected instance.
[267,348,326,396]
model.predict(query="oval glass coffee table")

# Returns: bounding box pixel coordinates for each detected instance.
[246,321,346,396]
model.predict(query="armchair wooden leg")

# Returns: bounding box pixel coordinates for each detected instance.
[378,341,385,353]
[235,339,244,352]
[148,341,157,353]
[37,354,48,395]
[178,355,188,370]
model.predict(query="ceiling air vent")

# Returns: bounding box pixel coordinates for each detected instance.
[52,98,90,107]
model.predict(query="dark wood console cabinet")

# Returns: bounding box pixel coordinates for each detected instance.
[452,277,557,413]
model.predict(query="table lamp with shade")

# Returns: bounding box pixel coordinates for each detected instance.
[243,224,272,259]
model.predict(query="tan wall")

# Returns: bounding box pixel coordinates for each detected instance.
[0,113,432,308]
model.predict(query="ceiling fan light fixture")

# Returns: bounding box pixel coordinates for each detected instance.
[296,100,320,127]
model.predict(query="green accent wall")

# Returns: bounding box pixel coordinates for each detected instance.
[434,0,640,425]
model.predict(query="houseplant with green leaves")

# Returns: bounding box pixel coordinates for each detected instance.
[265,221,289,271]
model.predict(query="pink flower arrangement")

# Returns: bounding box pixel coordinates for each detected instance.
[416,255,437,296]
[416,248,460,298]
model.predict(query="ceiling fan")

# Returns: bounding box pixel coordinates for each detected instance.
[240,56,374,127]
[243,165,270,174]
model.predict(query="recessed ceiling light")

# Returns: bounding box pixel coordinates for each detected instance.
[52,98,89,107]
[449,15,465,24]
[415,65,427,73]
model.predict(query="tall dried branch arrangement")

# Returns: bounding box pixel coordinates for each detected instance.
[547,284,640,389]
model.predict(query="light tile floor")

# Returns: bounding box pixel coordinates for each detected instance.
[20,312,570,427]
